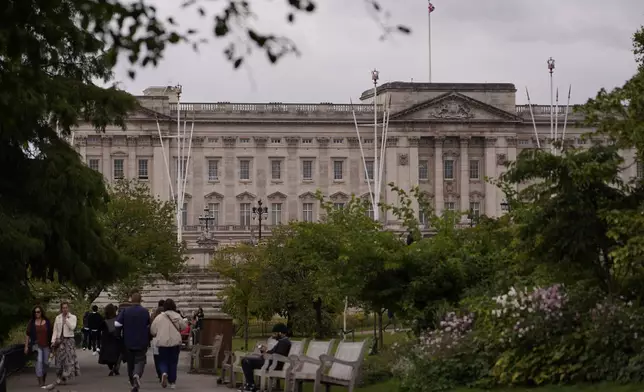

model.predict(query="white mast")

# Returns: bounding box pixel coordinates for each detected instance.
[525,87,541,149]
[547,57,555,154]
[175,85,183,243]
[561,85,572,144]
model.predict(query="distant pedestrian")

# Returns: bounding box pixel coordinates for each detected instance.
[99,304,123,376]
[151,298,187,389]
[81,309,91,350]
[24,305,52,387]
[87,305,104,355]
[115,291,150,392]
[151,299,166,382]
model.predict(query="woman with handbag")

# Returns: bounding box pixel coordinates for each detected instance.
[49,301,79,387]
[150,299,187,389]
[23,305,52,387]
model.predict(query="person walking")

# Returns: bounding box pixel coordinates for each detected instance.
[81,309,91,351]
[115,291,150,392]
[151,299,166,382]
[87,305,104,355]
[49,302,79,388]
[24,305,52,387]
[98,304,123,376]
[150,299,187,389]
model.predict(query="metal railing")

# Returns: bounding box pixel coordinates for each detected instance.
[0,343,27,390]
[169,102,377,114]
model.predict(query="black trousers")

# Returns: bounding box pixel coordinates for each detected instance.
[89,330,101,351]
[241,357,264,386]
[82,328,90,349]
[125,349,147,385]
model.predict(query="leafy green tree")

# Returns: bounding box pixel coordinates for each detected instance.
[98,180,186,302]
[211,243,268,350]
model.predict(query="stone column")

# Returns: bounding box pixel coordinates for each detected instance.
[127,136,137,179]
[152,138,166,200]
[101,136,111,183]
[459,137,470,213]
[484,137,497,217]
[434,136,445,215]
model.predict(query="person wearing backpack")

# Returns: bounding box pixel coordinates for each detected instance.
[98,304,123,376]
[150,299,187,389]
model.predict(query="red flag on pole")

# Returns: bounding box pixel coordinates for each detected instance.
[428,2,435,13]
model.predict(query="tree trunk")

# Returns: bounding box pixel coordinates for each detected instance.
[377,310,384,350]
[313,297,322,339]
[372,311,378,354]
[243,306,249,351]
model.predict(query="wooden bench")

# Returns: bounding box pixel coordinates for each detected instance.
[221,338,277,388]
[313,340,368,392]
[286,340,336,392]
[257,339,307,392]
[189,334,223,374]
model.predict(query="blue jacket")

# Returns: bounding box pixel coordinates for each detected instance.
[27,319,52,347]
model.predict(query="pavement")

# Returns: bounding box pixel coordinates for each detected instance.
[9,349,231,392]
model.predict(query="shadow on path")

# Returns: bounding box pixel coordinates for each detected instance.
[9,349,228,392]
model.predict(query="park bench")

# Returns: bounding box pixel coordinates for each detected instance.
[313,340,368,392]
[257,339,307,392]
[286,340,336,392]
[221,337,277,388]
[189,334,223,374]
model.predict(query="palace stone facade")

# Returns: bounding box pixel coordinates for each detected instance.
[74,82,639,270]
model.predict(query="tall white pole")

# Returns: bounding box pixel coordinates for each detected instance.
[547,57,555,153]
[175,85,183,243]
[371,69,379,222]
[525,87,541,149]
[554,87,560,147]
[561,85,572,145]
[428,4,432,82]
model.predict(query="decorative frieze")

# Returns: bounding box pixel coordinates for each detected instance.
[316,137,330,147]
[101,135,112,147]
[398,153,409,166]
[285,136,300,147]
[113,135,127,146]
[253,136,268,147]
[75,136,87,146]
[193,136,205,146]
[347,137,359,148]
[207,137,218,143]
[407,136,420,147]
[386,136,399,147]
[222,136,237,148]
[126,135,138,146]
[496,153,507,166]
[485,137,497,148]
[443,150,460,158]
[459,136,470,147]
[470,190,484,202]
[506,137,517,147]
[138,135,152,146]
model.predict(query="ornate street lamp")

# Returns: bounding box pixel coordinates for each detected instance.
[500,200,510,212]
[198,206,216,236]
[371,69,379,86]
[252,199,269,241]
[467,209,478,227]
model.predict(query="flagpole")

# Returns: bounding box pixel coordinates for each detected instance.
[428,2,433,82]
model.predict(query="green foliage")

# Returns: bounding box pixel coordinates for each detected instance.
[211,243,268,350]
[100,180,187,302]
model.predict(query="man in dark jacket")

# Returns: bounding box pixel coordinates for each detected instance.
[87,305,104,355]
[82,310,91,350]
[240,323,291,392]
[115,291,150,392]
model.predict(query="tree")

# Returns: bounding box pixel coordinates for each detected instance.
[98,180,186,302]
[211,243,267,350]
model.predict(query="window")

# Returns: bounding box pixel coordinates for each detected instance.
[444,202,456,211]
[176,158,187,180]
[333,138,343,144]
[271,203,282,225]
[418,160,429,180]
[518,139,530,146]
[469,160,480,180]
[366,203,374,220]
[365,160,374,180]
[271,138,281,143]
[303,203,313,222]
[271,160,281,180]
[240,203,251,226]
[138,159,149,180]
[302,138,312,144]
[444,159,454,180]
[333,160,343,180]
[208,160,219,181]
[419,210,428,226]
[240,137,250,143]
[638,161,644,179]
[469,202,481,218]
[181,203,188,226]
[363,138,373,144]
[239,160,250,180]
[333,203,345,210]
[88,158,100,171]
[302,160,313,180]
[113,159,124,180]
[207,203,219,226]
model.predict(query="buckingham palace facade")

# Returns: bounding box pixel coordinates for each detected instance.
[72,82,639,265]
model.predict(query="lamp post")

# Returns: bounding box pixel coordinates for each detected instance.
[500,200,511,213]
[252,199,269,241]
[198,206,216,236]
[467,209,478,227]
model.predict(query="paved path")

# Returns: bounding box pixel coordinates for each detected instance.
[9,349,230,392]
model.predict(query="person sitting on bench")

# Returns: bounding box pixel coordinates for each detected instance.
[239,323,291,392]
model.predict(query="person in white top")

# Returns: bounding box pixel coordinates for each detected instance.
[49,302,79,387]
[150,299,187,389]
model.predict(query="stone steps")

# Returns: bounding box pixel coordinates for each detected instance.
[92,271,228,317]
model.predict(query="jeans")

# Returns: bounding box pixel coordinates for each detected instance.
[157,346,181,384]
[241,356,265,387]
[34,346,50,377]
[153,354,161,380]
[82,328,90,349]
[125,349,147,385]
[90,330,101,351]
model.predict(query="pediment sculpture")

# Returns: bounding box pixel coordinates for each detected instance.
[429,100,474,120]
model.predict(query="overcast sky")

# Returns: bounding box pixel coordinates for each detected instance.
[114,0,644,106]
